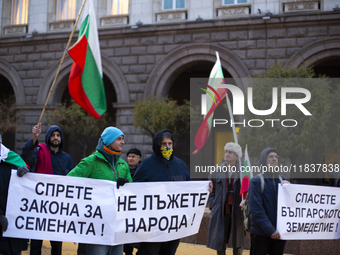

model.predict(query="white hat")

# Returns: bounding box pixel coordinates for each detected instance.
[224,142,242,158]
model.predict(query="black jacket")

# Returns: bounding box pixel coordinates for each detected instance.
[0,161,28,254]
[21,125,73,175]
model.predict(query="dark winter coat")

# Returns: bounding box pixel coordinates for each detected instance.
[207,164,245,250]
[248,148,288,237]
[21,125,73,175]
[0,161,28,254]
[133,130,190,182]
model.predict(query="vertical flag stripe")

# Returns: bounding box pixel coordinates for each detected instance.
[68,0,106,119]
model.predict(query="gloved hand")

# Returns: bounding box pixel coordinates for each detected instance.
[17,166,31,177]
[116,178,129,189]
[0,215,8,232]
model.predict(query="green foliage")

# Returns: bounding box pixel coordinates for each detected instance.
[47,100,112,157]
[133,95,190,140]
[0,96,17,134]
[239,62,340,163]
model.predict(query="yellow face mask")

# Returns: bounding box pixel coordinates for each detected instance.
[161,146,173,160]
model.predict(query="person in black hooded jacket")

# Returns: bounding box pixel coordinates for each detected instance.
[20,123,73,255]
[133,129,190,255]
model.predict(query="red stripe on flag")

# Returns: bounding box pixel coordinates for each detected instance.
[68,36,101,119]
[68,63,101,119]
[240,175,250,199]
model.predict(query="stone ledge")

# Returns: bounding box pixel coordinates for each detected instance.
[217,4,251,18]
[100,15,129,27]
[3,24,28,35]
[49,20,75,31]
[156,9,187,23]
[283,0,320,13]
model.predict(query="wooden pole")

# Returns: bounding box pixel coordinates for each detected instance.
[37,0,88,124]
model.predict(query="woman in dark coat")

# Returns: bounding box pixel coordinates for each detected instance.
[207,142,245,255]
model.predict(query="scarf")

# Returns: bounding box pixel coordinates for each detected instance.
[225,175,235,214]
[36,143,53,174]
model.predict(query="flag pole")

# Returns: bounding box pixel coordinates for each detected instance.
[216,52,243,185]
[37,0,88,124]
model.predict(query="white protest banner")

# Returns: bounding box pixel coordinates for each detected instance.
[5,171,210,245]
[4,170,116,245]
[114,181,210,245]
[277,183,340,240]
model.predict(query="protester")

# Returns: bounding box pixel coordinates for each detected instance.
[67,126,132,255]
[207,142,245,255]
[124,148,143,255]
[248,148,289,255]
[126,148,142,178]
[20,123,73,255]
[133,129,191,255]
[0,134,29,255]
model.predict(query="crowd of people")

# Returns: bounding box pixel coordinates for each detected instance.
[0,124,339,255]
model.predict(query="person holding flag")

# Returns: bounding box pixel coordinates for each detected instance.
[207,142,245,255]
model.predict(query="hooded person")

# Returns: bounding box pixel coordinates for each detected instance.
[20,124,73,255]
[248,148,289,255]
[207,142,245,255]
[67,126,132,255]
[20,124,73,175]
[132,129,190,255]
[0,136,29,255]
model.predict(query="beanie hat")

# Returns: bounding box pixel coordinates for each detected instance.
[101,127,124,146]
[127,148,142,157]
[224,142,242,158]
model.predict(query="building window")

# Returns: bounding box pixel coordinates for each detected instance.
[12,0,28,25]
[163,0,185,10]
[56,0,76,20]
[223,0,247,5]
[108,0,129,15]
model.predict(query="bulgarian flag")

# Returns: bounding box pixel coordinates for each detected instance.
[192,52,227,155]
[240,145,253,199]
[0,144,27,168]
[68,0,106,119]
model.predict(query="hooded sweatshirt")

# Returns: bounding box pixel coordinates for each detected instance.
[248,148,288,237]
[133,129,190,182]
[21,125,73,175]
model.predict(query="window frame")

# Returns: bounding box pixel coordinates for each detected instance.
[222,0,248,5]
[11,0,28,25]
[107,0,129,16]
[56,0,76,21]
[162,0,186,11]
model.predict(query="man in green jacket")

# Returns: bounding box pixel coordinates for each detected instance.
[67,126,132,255]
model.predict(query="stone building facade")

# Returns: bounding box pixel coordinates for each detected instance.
[0,0,340,163]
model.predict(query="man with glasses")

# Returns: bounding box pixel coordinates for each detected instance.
[248,148,289,255]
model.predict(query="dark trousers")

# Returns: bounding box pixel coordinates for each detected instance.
[137,239,180,255]
[123,244,134,255]
[217,213,243,255]
[30,239,62,255]
[250,234,286,255]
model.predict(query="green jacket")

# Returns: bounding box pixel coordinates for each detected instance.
[67,150,132,182]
